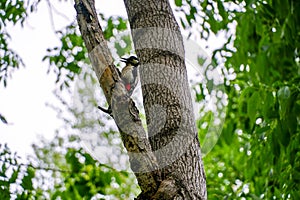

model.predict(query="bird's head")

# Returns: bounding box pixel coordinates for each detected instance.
[120,56,139,67]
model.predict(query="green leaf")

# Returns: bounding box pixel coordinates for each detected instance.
[238,86,255,115]
[21,168,35,190]
[207,79,214,93]
[180,18,186,29]
[262,91,276,119]
[9,167,19,183]
[0,113,8,124]
[0,180,9,188]
[175,0,182,6]
[198,56,207,66]
[255,125,270,135]
[247,91,260,126]
[117,17,127,30]
[0,187,10,199]
[277,86,291,119]
[67,63,81,73]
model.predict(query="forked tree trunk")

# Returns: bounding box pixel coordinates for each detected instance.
[124,0,207,199]
[74,0,207,199]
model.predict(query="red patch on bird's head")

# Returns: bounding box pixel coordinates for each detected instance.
[125,84,131,91]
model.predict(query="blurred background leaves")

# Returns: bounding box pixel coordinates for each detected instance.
[0,0,299,199]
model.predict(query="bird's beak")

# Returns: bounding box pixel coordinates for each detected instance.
[132,59,139,65]
[120,57,127,63]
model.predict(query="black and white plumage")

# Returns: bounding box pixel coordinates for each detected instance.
[97,56,139,116]
[120,56,139,96]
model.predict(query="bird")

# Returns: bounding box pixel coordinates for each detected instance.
[97,56,139,116]
[120,56,139,96]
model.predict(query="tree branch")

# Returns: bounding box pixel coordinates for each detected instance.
[74,0,161,198]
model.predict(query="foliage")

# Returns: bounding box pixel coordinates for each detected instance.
[0,0,27,87]
[42,14,130,90]
[0,2,137,198]
[0,135,138,200]
[174,0,300,199]
[42,23,87,91]
[1,0,300,199]
[0,144,43,199]
[31,133,138,199]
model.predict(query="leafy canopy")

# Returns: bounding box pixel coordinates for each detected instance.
[0,0,299,199]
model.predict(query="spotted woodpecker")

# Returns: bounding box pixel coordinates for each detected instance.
[120,56,139,96]
[98,56,139,116]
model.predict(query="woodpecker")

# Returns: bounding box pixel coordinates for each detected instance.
[120,56,139,96]
[97,56,139,116]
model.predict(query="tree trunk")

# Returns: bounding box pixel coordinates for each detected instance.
[74,0,161,198]
[124,0,207,199]
[74,0,207,199]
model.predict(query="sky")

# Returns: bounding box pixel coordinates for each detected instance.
[0,0,226,161]
[0,0,127,159]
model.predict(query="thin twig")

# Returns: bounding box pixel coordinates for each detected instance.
[0,158,129,175]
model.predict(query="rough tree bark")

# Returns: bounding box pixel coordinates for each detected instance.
[124,0,207,199]
[74,0,161,198]
[74,0,207,199]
